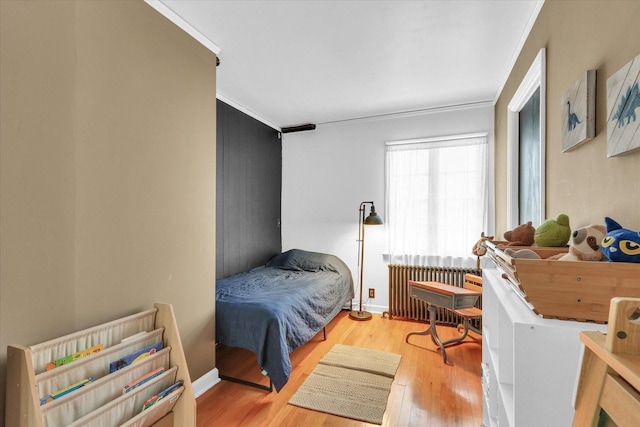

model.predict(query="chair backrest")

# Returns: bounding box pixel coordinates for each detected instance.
[464,273,483,294]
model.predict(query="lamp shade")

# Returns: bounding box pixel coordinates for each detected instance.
[364,206,384,225]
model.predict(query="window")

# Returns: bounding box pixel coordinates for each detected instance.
[518,87,541,225]
[507,48,546,229]
[385,133,489,267]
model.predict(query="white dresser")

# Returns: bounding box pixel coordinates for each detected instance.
[482,269,607,427]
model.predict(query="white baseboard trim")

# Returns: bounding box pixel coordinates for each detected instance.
[192,367,221,398]
[366,304,388,315]
[345,304,388,315]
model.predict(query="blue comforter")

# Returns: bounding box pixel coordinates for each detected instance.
[215,249,354,391]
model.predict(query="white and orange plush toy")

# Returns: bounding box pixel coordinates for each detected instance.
[557,224,606,261]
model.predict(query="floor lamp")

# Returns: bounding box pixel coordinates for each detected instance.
[350,201,383,321]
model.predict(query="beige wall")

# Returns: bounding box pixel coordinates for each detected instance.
[495,0,640,237]
[0,1,217,423]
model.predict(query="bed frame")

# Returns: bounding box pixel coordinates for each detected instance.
[218,327,327,392]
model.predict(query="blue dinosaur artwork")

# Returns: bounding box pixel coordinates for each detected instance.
[607,53,640,156]
[567,101,582,131]
[612,82,640,128]
[561,70,595,152]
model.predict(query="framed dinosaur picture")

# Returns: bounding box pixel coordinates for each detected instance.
[607,52,640,157]
[561,70,595,152]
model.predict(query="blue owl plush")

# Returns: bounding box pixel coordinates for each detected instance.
[601,217,640,263]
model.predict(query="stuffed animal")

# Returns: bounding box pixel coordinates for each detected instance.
[601,217,640,263]
[504,221,535,246]
[534,214,571,247]
[504,248,541,259]
[556,224,606,261]
[472,232,494,257]
[472,232,495,269]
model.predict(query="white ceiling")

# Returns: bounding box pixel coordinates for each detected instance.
[153,0,543,129]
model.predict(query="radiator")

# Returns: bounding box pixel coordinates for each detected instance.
[385,264,482,326]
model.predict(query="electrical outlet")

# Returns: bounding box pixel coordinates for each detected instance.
[368,288,375,298]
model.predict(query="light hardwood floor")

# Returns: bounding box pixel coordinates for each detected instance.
[196,311,483,426]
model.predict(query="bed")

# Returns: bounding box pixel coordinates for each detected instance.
[215,249,354,391]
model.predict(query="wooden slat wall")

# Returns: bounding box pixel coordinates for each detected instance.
[216,101,282,279]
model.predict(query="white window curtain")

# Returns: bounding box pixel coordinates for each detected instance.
[385,133,489,268]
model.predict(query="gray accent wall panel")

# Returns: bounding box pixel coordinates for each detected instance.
[216,100,282,278]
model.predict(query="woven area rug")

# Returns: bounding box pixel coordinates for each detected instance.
[288,344,401,424]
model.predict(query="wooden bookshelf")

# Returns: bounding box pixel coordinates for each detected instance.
[5,303,195,427]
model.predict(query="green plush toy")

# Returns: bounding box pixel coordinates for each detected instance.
[534,213,571,247]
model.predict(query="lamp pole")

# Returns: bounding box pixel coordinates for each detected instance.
[350,201,382,321]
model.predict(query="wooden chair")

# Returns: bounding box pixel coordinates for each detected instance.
[449,273,483,338]
[573,297,640,427]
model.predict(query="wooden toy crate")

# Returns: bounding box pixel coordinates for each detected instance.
[485,241,640,323]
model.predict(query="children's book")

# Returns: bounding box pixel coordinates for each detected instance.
[40,377,95,405]
[109,341,163,373]
[121,331,148,343]
[45,344,103,371]
[141,380,184,411]
[123,367,165,394]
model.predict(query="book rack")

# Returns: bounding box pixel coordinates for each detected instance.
[5,303,195,427]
